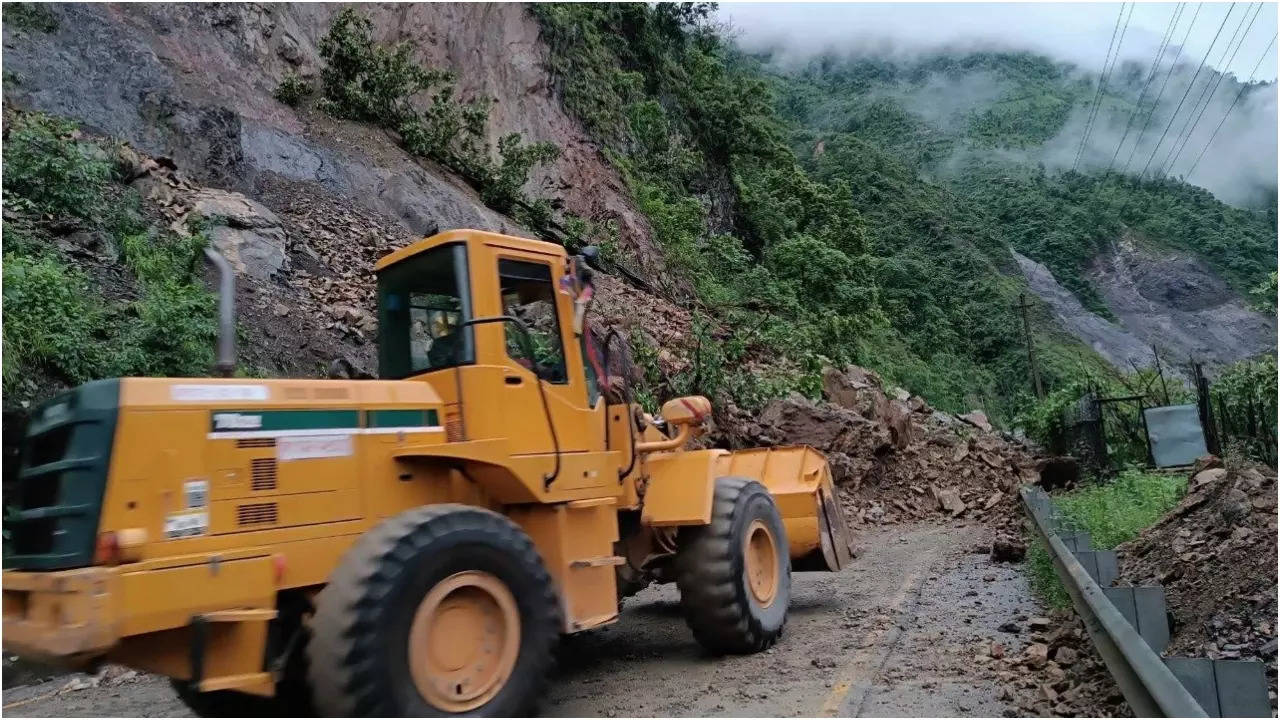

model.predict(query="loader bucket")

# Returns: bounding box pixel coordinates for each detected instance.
[716,447,855,572]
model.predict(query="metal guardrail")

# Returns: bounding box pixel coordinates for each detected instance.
[1021,486,1209,718]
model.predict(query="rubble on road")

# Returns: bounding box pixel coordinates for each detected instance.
[1117,457,1278,699]
[990,534,1027,562]
[993,609,1128,717]
[724,365,1053,531]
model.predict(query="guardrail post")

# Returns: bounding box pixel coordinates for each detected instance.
[1104,586,1171,654]
[1074,550,1118,586]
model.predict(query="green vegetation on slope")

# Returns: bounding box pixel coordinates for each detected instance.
[533,3,1066,417]
[1210,354,1279,463]
[767,50,1277,311]
[2,112,217,405]
[771,51,1090,166]
[280,8,559,221]
[958,166,1278,312]
[1028,469,1187,607]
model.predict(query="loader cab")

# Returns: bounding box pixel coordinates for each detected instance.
[375,230,606,458]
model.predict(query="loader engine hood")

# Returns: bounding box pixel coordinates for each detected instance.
[4,379,120,570]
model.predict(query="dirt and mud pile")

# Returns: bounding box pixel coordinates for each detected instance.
[1117,458,1278,691]
[723,365,1049,531]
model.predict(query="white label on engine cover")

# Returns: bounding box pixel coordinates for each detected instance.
[164,511,208,539]
[171,384,269,402]
[184,480,209,509]
[278,434,353,461]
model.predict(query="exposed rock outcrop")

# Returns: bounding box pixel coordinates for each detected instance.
[2,3,663,270]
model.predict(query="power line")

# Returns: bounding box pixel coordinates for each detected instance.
[1079,2,1136,169]
[1163,2,1263,174]
[1139,2,1238,178]
[1123,2,1204,173]
[1074,2,1130,171]
[1107,3,1185,172]
[1185,32,1278,179]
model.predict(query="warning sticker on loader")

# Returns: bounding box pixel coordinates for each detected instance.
[165,511,208,539]
[184,479,209,509]
[278,434,353,461]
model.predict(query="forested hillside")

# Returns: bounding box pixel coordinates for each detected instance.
[532,4,1276,423]
[765,50,1277,312]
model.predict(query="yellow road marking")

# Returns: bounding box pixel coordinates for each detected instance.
[3,689,60,710]
[816,557,934,716]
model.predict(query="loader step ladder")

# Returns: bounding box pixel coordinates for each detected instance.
[190,608,278,696]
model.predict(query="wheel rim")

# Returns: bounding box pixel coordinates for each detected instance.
[408,570,521,712]
[744,519,779,608]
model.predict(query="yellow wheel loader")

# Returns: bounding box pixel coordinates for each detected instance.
[3,229,854,716]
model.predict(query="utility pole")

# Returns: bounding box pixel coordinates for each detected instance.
[1015,293,1045,399]
[1151,343,1170,405]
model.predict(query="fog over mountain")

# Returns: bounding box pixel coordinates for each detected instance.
[723,2,1278,207]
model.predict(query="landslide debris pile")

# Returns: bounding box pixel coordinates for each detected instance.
[988,610,1127,717]
[1118,458,1278,689]
[724,365,1047,530]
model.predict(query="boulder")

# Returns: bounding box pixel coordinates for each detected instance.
[187,189,289,281]
[191,189,283,229]
[959,410,994,433]
[1193,455,1224,473]
[991,534,1027,562]
[821,365,884,418]
[207,225,287,281]
[931,485,967,515]
[1191,467,1228,489]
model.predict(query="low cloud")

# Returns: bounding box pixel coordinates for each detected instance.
[721,3,1278,206]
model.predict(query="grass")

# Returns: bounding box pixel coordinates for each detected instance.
[1027,469,1188,607]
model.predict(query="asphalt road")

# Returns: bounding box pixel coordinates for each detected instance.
[3,522,1042,717]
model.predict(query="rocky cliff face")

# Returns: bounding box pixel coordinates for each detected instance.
[1014,239,1275,375]
[2,3,661,269]
[1086,237,1276,369]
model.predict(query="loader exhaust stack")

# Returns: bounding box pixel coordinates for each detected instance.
[202,245,236,377]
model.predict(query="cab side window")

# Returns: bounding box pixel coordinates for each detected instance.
[498,259,567,383]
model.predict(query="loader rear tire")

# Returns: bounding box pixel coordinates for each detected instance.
[307,505,561,717]
[675,477,790,654]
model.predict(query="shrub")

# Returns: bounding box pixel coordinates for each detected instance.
[3,3,58,33]
[481,134,560,213]
[118,279,217,377]
[315,8,555,216]
[2,253,107,393]
[318,9,452,126]
[2,113,111,220]
[274,71,313,107]
[117,228,206,285]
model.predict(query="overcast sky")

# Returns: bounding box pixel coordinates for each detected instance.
[721,3,1279,82]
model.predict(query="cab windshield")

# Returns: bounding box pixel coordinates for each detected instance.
[377,243,474,378]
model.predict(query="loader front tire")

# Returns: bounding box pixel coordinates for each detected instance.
[675,477,791,654]
[307,505,560,717]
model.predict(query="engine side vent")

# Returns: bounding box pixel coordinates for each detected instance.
[250,458,277,491]
[445,413,463,443]
[236,437,276,449]
[237,502,278,526]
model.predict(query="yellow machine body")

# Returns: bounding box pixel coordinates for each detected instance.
[3,230,852,697]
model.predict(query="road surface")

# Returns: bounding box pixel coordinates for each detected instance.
[3,523,1042,717]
